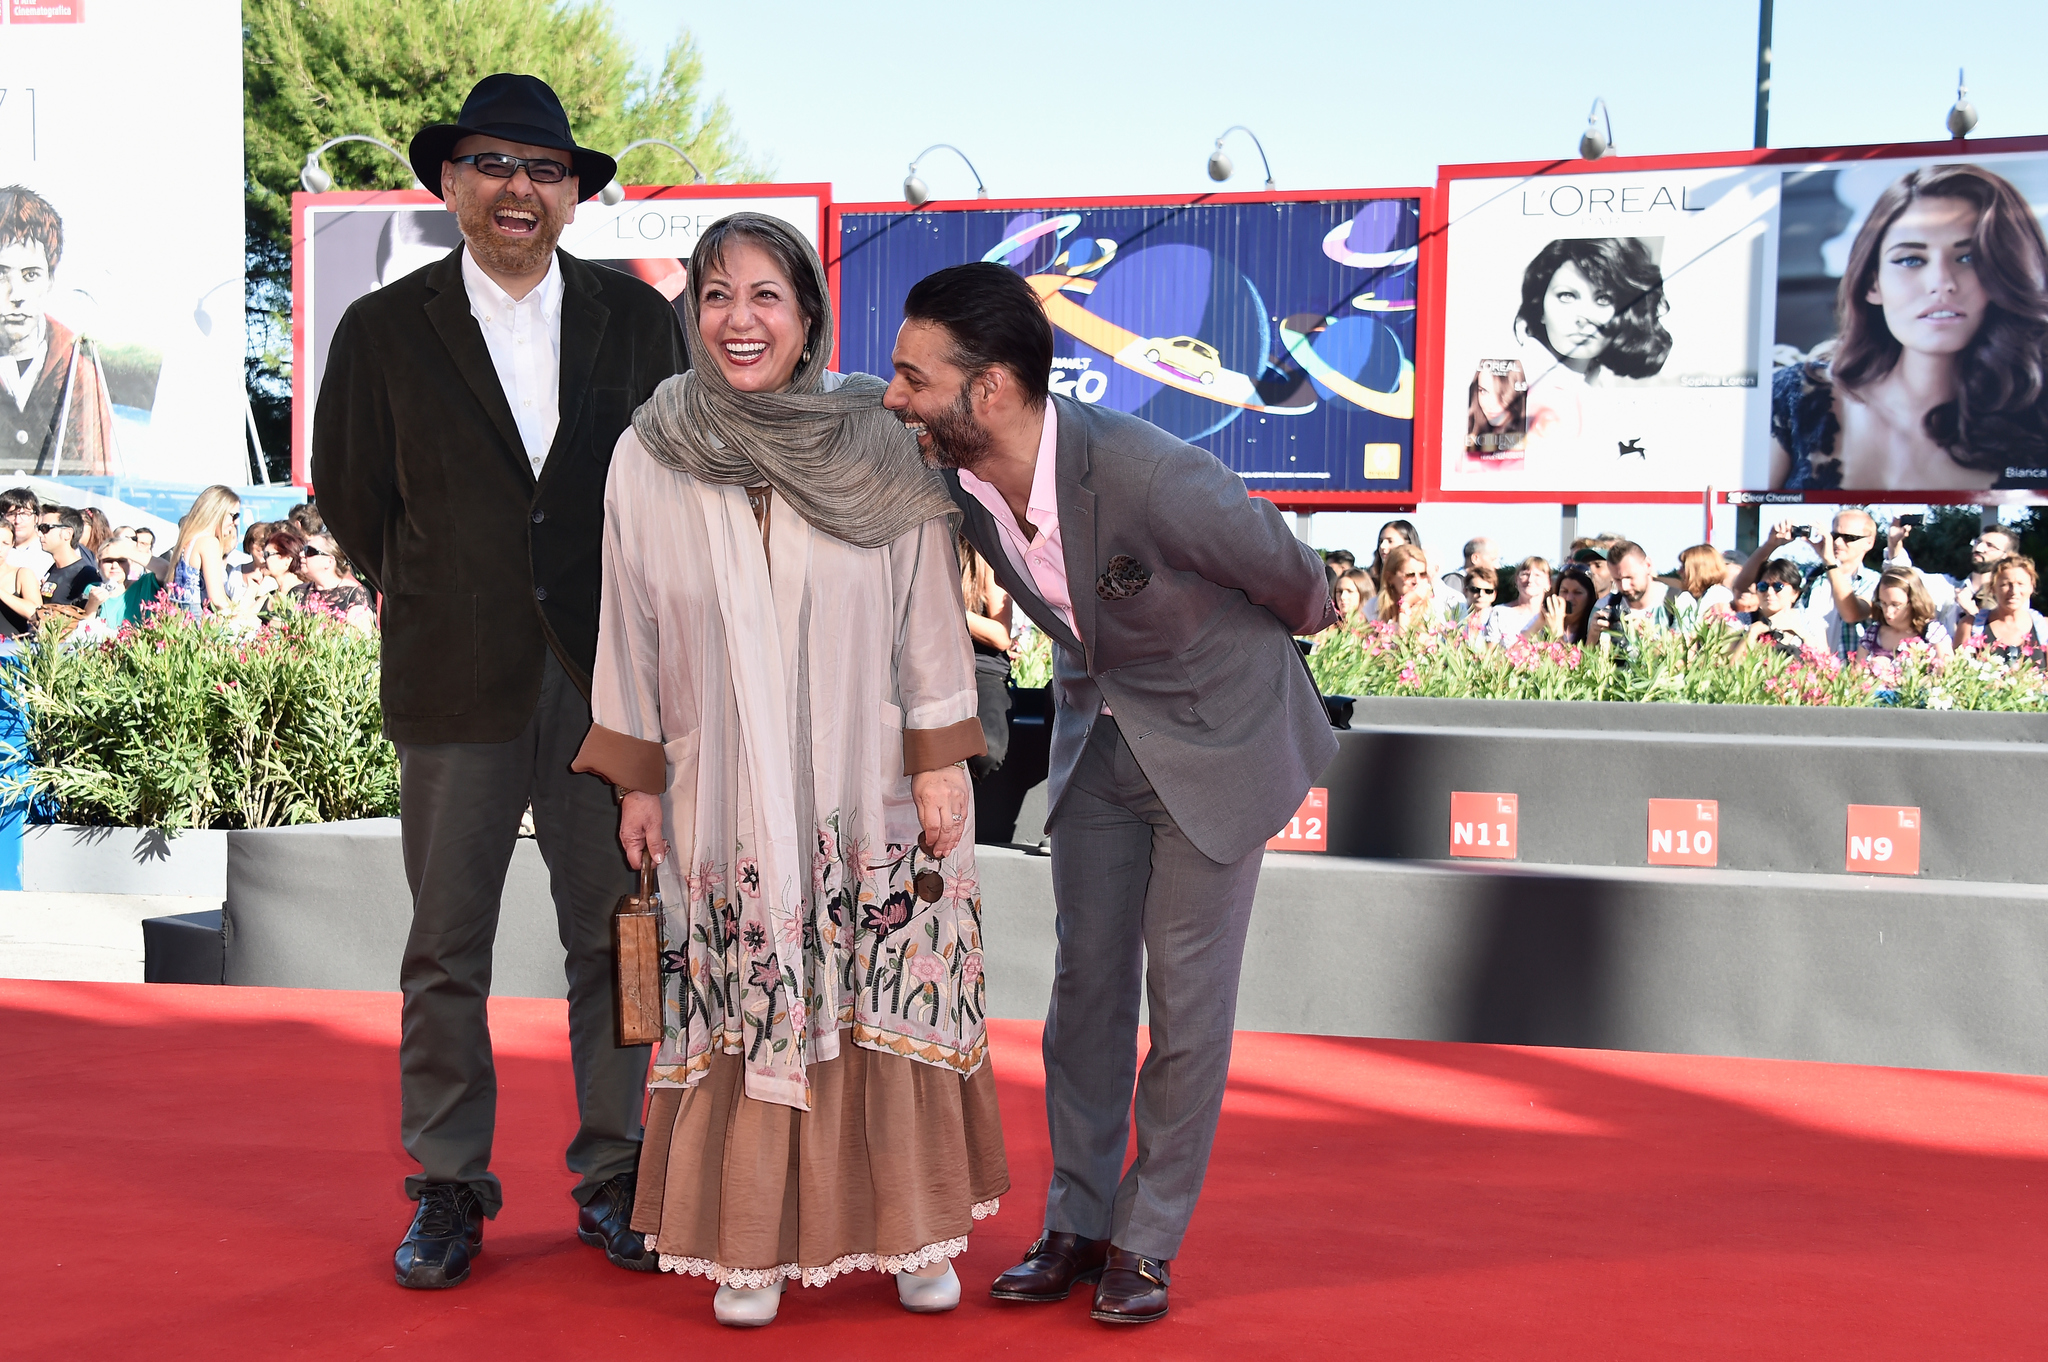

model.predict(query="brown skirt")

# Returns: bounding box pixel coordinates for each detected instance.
[630,1039,1010,1288]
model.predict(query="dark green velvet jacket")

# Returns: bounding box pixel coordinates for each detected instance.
[314,247,687,744]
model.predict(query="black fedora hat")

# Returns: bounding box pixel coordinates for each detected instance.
[409,73,616,203]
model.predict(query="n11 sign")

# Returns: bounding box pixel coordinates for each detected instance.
[1449,791,1518,860]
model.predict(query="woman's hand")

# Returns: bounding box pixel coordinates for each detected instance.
[618,790,668,871]
[911,764,971,859]
[1541,593,1565,638]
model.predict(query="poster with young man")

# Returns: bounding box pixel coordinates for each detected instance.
[291,185,827,484]
[0,0,246,482]
[834,193,1424,502]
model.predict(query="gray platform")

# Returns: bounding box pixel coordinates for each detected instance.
[220,818,2048,1079]
[1319,695,2048,882]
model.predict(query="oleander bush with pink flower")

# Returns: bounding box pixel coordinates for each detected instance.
[0,603,397,831]
[1306,617,2048,711]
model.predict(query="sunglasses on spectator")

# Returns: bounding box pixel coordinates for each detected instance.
[1467,585,1496,597]
[294,546,330,562]
[452,151,571,184]
[1829,530,1870,542]
[35,521,61,534]
[1758,580,1797,594]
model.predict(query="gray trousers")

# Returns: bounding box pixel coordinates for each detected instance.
[394,649,646,1216]
[1042,716,1264,1261]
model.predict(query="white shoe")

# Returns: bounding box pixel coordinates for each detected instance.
[896,1262,961,1313]
[713,1279,784,1327]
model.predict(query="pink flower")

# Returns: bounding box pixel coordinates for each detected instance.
[960,952,983,986]
[906,950,945,984]
[943,871,977,903]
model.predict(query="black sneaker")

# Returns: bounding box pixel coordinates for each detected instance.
[577,1170,656,1272]
[394,1183,484,1289]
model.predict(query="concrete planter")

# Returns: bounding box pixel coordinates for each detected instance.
[19,824,228,898]
[223,818,565,997]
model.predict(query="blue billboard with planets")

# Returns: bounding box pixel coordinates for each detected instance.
[834,196,1420,497]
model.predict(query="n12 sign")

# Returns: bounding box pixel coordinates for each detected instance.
[1647,798,1718,867]
[1449,791,1518,860]
[1268,788,1328,853]
[1846,805,1920,876]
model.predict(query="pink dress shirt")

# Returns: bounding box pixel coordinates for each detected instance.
[957,402,1080,642]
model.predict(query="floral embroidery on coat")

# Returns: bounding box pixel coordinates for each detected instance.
[648,810,987,1094]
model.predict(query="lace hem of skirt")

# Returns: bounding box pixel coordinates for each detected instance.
[646,1198,1000,1289]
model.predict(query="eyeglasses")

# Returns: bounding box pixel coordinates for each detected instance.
[294,546,329,563]
[1830,530,1871,542]
[451,151,571,184]
[1758,581,1797,595]
[34,522,60,534]
[1468,586,1496,597]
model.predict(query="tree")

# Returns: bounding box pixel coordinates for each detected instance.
[242,0,760,478]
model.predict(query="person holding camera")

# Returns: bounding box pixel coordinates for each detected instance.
[1587,540,1667,651]
[1733,558,1831,658]
[1729,511,1881,655]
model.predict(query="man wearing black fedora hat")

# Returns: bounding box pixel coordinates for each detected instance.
[315,73,688,1291]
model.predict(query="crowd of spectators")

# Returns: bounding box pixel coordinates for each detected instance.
[1314,511,2048,667]
[0,485,375,642]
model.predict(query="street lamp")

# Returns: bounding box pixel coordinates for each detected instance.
[1947,69,1978,138]
[1578,98,1616,159]
[299,134,419,193]
[1206,126,1274,190]
[600,138,707,205]
[903,144,988,206]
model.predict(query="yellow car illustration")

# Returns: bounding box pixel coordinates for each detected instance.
[1142,335,1221,385]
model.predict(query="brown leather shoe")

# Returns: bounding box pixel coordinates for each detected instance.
[1090,1247,1170,1325]
[989,1232,1111,1302]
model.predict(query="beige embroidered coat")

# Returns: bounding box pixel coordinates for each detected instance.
[577,421,987,1111]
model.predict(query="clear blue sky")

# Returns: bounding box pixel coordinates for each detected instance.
[609,0,2046,202]
[603,0,2045,564]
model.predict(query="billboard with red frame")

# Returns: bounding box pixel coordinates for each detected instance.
[289,183,829,488]
[1421,134,2048,505]
[829,189,1430,508]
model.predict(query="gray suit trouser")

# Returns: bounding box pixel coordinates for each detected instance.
[394,649,646,1217]
[1043,716,1264,1261]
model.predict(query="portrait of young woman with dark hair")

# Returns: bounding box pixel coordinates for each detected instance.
[1513,236,1674,383]
[1770,163,2048,491]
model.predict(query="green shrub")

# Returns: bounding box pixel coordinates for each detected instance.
[1308,616,2048,711]
[0,605,398,831]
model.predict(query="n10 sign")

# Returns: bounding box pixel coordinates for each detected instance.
[1449,792,1518,860]
[1846,805,1920,876]
[1647,799,1718,867]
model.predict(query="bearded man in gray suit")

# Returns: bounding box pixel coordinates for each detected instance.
[883,263,1338,1326]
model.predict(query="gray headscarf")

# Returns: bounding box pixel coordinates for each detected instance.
[631,212,956,548]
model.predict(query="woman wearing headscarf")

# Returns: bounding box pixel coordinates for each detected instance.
[572,214,1006,1328]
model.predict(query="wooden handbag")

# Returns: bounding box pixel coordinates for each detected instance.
[613,859,664,1046]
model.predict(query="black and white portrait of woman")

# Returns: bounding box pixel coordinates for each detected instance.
[1771,162,2048,490]
[1514,236,1673,383]
[1464,235,1673,458]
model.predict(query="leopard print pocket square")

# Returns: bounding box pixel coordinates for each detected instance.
[1096,554,1153,601]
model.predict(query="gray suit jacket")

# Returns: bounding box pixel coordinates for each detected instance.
[945,395,1340,864]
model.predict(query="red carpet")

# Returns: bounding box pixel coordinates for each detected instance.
[5,980,2048,1358]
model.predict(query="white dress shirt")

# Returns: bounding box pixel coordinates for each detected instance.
[461,247,563,478]
[957,402,1076,640]
[2,332,47,412]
